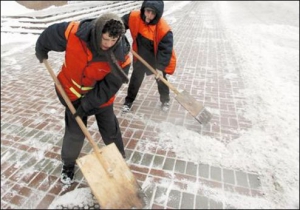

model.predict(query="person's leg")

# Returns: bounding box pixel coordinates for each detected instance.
[157,72,170,103]
[56,90,87,184]
[61,107,88,167]
[56,91,87,167]
[95,105,125,157]
[124,63,146,105]
[58,105,88,184]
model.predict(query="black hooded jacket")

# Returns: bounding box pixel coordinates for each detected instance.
[35,15,131,112]
[122,0,174,73]
[35,16,130,63]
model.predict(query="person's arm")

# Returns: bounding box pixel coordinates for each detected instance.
[79,72,123,112]
[156,31,173,71]
[121,13,130,30]
[35,22,69,62]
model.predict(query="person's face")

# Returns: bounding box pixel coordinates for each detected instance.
[144,7,156,23]
[100,32,119,51]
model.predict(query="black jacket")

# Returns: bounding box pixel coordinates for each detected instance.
[35,17,131,112]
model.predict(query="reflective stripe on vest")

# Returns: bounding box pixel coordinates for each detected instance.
[71,79,93,91]
[69,87,81,98]
[69,79,94,98]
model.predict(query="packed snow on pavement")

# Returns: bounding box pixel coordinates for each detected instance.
[1,1,299,209]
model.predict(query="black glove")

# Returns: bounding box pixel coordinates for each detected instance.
[73,105,87,119]
[35,50,48,63]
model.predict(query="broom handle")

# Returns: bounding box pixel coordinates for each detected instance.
[43,60,113,176]
[131,50,180,95]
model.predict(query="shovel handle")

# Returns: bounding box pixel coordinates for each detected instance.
[43,60,113,176]
[131,50,180,95]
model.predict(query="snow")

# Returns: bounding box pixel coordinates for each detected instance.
[1,1,35,15]
[1,1,299,209]
[48,188,97,209]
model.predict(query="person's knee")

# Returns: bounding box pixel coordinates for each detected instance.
[67,131,85,143]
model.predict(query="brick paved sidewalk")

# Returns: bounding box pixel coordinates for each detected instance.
[1,2,263,209]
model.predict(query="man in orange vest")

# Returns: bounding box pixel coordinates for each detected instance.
[122,0,176,113]
[35,13,131,185]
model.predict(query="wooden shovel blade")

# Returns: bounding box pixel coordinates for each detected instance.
[175,90,212,124]
[76,143,146,209]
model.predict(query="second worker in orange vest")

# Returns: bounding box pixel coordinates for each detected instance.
[122,0,177,113]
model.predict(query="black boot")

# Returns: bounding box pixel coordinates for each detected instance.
[60,165,75,185]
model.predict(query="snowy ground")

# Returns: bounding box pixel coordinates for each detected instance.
[1,1,299,209]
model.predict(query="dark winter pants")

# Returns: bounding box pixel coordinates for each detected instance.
[125,63,170,104]
[57,91,125,167]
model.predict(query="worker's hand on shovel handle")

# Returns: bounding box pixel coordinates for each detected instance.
[155,69,163,81]
[73,104,87,119]
[36,51,48,63]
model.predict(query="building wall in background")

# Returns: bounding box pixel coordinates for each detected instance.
[16,1,68,10]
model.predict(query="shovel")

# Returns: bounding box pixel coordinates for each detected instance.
[131,50,212,124]
[43,60,145,209]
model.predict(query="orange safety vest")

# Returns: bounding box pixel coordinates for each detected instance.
[57,21,130,107]
[128,11,176,75]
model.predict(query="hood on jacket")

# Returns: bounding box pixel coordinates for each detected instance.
[76,13,125,56]
[140,0,164,25]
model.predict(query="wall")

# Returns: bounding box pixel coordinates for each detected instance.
[16,1,68,10]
